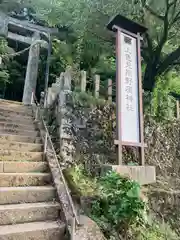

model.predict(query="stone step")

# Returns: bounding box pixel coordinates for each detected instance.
[0,161,48,173]
[0,173,51,187]
[1,113,34,122]
[0,186,57,204]
[0,140,43,152]
[0,121,37,131]
[0,101,26,111]
[0,220,65,240]
[0,202,60,225]
[0,99,24,106]
[0,127,39,137]
[0,100,31,107]
[0,150,43,161]
[0,116,35,125]
[0,134,41,143]
[0,106,32,115]
[0,109,33,119]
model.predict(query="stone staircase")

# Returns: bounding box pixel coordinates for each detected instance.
[0,99,66,240]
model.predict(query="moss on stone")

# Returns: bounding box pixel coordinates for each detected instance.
[63,165,99,197]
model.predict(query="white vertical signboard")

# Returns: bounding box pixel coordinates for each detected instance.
[120,32,140,143]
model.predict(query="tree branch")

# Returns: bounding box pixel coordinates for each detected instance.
[145,5,165,20]
[166,0,175,7]
[157,46,180,75]
[171,0,178,14]
[171,11,180,25]
[145,32,153,52]
[170,62,180,65]
[152,2,169,68]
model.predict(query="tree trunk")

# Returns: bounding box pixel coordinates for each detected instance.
[143,62,157,91]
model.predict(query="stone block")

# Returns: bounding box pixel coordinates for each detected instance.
[100,165,156,185]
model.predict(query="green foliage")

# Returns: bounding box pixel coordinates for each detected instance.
[168,71,180,95]
[30,0,180,91]
[72,90,106,108]
[93,55,116,78]
[3,0,180,92]
[149,74,178,120]
[51,39,74,69]
[64,165,178,239]
[129,220,179,240]
[0,38,13,84]
[63,165,99,197]
[0,70,9,83]
[89,171,145,238]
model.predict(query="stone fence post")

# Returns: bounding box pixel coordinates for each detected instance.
[58,67,76,166]
[108,79,112,102]
[94,74,100,98]
[80,70,87,92]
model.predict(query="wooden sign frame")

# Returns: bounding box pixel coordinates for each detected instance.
[113,25,145,166]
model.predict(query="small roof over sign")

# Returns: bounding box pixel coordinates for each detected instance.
[107,14,147,34]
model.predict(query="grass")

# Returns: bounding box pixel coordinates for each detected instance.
[129,219,179,240]
[63,165,99,197]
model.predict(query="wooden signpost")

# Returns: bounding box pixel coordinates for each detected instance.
[107,15,147,166]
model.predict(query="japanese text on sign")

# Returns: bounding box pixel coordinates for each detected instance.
[120,32,140,143]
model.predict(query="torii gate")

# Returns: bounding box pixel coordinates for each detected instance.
[0,12,58,105]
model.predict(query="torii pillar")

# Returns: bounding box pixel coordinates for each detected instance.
[22,32,40,105]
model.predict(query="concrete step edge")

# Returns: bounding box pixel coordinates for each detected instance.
[0,201,60,210]
[0,172,50,176]
[0,140,42,147]
[0,112,33,118]
[0,103,30,109]
[0,133,41,141]
[0,106,32,113]
[0,153,44,162]
[0,99,24,105]
[0,186,55,191]
[0,173,52,187]
[0,112,34,119]
[0,186,56,204]
[0,121,37,129]
[0,149,43,154]
[0,220,65,235]
[0,128,38,134]
[0,161,48,173]
[0,116,34,122]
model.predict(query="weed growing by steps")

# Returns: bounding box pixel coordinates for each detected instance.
[88,171,145,239]
[63,165,99,197]
[64,165,178,240]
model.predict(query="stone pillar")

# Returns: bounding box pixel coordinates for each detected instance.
[22,32,40,105]
[94,74,100,98]
[58,69,76,166]
[80,70,86,92]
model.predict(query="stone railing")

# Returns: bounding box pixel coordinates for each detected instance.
[42,67,114,169]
